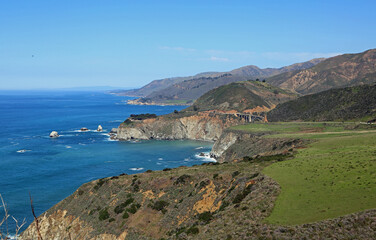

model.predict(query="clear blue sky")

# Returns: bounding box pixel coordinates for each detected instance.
[1,0,375,89]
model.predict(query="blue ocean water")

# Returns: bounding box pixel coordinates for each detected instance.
[0,91,213,233]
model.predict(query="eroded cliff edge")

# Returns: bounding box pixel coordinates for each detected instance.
[114,111,245,142]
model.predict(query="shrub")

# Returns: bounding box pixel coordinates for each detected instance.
[219,201,229,211]
[98,208,110,221]
[163,168,172,171]
[186,226,199,235]
[232,185,253,204]
[94,178,107,190]
[174,174,191,185]
[197,211,212,223]
[126,204,139,214]
[108,218,115,222]
[151,200,169,211]
[114,197,135,214]
[122,212,129,219]
[213,173,219,179]
[232,171,240,178]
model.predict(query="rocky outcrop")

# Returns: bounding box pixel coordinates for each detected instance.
[49,131,59,138]
[115,112,245,141]
[211,130,309,162]
[81,127,89,132]
[97,125,103,132]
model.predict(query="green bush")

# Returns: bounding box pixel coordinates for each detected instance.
[151,200,169,211]
[126,204,138,214]
[122,212,129,219]
[232,185,253,204]
[98,208,110,221]
[186,226,199,235]
[198,211,212,223]
[174,174,191,185]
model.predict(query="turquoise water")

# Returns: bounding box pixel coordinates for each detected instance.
[0,91,213,233]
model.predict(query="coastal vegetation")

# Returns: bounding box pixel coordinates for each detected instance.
[268,84,376,122]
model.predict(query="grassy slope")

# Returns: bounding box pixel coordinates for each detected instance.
[232,122,376,225]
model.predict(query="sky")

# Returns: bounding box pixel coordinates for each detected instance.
[0,0,375,89]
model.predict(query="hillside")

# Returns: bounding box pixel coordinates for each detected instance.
[184,81,298,113]
[124,58,323,105]
[267,49,376,95]
[21,123,376,239]
[268,84,376,122]
[117,72,221,97]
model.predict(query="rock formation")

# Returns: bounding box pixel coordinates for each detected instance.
[49,131,59,138]
[97,125,103,132]
[81,127,89,132]
[115,112,245,142]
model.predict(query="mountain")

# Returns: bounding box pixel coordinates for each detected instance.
[184,81,298,113]
[229,58,324,77]
[116,72,222,97]
[267,49,376,95]
[268,84,376,122]
[127,58,323,105]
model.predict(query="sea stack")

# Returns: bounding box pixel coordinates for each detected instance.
[97,125,103,132]
[49,131,59,138]
[81,127,89,131]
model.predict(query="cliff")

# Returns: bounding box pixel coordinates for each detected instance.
[210,129,308,162]
[115,111,245,142]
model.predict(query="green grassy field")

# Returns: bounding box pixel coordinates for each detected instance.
[235,122,376,225]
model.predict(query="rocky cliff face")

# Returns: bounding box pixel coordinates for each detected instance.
[210,130,308,162]
[115,112,245,142]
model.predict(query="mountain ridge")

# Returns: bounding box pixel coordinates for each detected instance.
[122,58,323,105]
[267,49,376,95]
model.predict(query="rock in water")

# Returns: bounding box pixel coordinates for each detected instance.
[49,131,59,138]
[97,125,103,132]
[81,127,88,132]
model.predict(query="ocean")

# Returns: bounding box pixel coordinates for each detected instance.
[0,91,213,234]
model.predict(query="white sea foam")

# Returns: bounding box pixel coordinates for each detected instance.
[158,157,163,160]
[195,146,204,149]
[17,149,31,153]
[129,167,144,171]
[195,152,216,162]
[65,145,72,149]
[109,120,123,123]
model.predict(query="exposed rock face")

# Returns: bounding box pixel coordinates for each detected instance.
[49,131,59,138]
[97,125,103,132]
[211,130,309,162]
[115,112,245,141]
